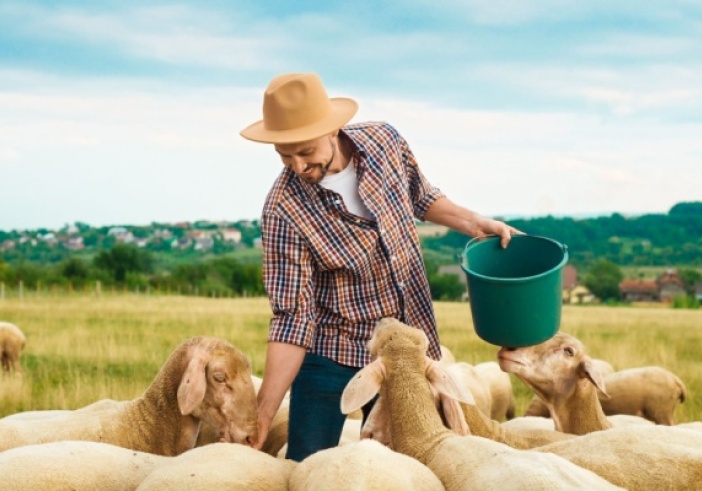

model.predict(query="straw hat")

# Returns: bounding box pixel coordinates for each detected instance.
[240,72,358,144]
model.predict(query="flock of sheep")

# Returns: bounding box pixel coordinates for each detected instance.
[0,318,699,490]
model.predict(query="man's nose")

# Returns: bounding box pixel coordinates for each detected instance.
[289,156,308,173]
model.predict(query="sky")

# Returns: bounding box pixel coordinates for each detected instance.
[1,0,701,231]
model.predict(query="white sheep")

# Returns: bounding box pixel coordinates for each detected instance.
[0,336,258,455]
[498,332,613,435]
[525,363,685,425]
[533,425,702,490]
[136,442,295,490]
[288,439,443,491]
[342,318,624,490]
[0,440,168,491]
[0,321,26,375]
[599,366,687,425]
[499,333,683,435]
[474,361,516,421]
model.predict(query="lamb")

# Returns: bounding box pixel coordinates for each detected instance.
[0,321,26,375]
[136,442,295,490]
[0,336,258,455]
[288,439,444,491]
[525,364,685,425]
[342,318,624,490]
[0,440,168,491]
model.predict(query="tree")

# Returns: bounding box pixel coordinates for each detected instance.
[94,244,153,283]
[584,260,624,302]
[678,268,702,295]
[428,273,466,301]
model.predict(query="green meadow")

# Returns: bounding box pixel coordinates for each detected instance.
[1,295,700,423]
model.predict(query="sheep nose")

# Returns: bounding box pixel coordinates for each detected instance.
[244,434,255,447]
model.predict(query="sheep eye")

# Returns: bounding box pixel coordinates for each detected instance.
[564,347,575,357]
[213,372,226,383]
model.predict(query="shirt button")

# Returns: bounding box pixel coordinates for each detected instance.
[390,255,397,261]
[398,282,404,288]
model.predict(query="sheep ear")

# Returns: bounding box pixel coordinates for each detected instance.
[582,358,609,398]
[177,355,208,415]
[425,358,475,405]
[341,358,385,415]
[426,358,473,435]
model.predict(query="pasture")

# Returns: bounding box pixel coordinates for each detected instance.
[1,294,700,423]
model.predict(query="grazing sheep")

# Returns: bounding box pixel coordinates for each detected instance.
[197,374,289,457]
[136,442,295,491]
[0,440,168,491]
[289,439,443,491]
[533,425,702,490]
[0,322,26,375]
[0,336,258,455]
[599,366,686,425]
[474,361,516,421]
[525,363,685,426]
[342,318,624,491]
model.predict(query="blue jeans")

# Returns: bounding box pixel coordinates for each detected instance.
[286,352,375,462]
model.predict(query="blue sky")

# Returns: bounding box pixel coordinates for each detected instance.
[1,0,700,230]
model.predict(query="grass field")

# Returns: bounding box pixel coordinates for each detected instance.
[1,294,700,424]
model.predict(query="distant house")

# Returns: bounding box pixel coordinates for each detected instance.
[561,265,595,304]
[695,282,702,301]
[219,228,242,244]
[619,269,686,302]
[619,279,659,302]
[657,269,686,302]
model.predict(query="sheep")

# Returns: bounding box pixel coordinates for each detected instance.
[0,321,26,375]
[0,336,258,455]
[498,332,613,435]
[0,440,168,491]
[136,442,295,491]
[439,344,456,365]
[532,425,702,490]
[342,318,624,490]
[525,364,685,425]
[525,357,614,417]
[474,361,516,421]
[598,366,686,425]
[288,439,444,491]
[499,333,685,435]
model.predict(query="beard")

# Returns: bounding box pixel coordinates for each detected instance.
[300,140,336,184]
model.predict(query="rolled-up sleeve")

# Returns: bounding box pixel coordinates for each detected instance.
[261,213,317,348]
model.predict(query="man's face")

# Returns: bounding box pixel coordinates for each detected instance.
[274,135,335,184]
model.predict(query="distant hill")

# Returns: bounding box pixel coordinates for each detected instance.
[421,201,702,269]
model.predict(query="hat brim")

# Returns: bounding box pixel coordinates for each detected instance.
[239,98,358,144]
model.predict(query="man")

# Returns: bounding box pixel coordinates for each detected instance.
[240,72,519,461]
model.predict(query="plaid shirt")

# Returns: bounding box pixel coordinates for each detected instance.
[261,121,444,367]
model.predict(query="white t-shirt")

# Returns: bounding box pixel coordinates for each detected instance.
[320,160,373,220]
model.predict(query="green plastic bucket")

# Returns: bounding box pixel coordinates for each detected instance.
[460,235,568,347]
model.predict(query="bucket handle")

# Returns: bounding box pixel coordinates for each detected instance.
[460,234,568,268]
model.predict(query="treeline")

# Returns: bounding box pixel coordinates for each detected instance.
[421,201,702,269]
[0,244,265,298]
[1,201,700,302]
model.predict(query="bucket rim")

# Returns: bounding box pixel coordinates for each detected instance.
[460,234,569,283]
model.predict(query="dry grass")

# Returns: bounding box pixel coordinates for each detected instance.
[1,295,700,424]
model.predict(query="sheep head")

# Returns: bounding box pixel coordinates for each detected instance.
[176,337,258,447]
[497,332,609,405]
[342,318,474,442]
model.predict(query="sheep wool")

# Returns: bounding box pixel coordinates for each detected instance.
[0,336,258,456]
[342,318,624,491]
